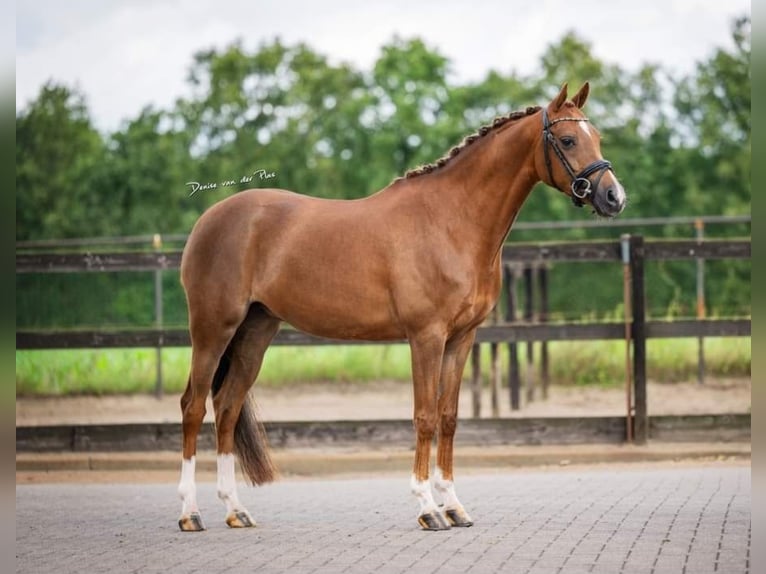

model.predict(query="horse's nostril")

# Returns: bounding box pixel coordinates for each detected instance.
[606,188,618,205]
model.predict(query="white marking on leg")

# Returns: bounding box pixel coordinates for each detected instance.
[434,467,464,511]
[177,456,198,515]
[410,474,439,515]
[217,453,243,514]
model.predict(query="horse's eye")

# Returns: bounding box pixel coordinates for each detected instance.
[560,136,576,149]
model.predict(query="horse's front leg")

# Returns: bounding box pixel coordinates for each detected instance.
[434,329,476,527]
[409,329,451,531]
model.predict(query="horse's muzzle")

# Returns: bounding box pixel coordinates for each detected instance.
[591,178,626,218]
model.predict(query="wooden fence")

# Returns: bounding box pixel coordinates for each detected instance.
[16,236,751,444]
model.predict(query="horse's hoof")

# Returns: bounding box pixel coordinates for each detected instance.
[418,511,451,531]
[226,510,256,528]
[445,507,474,527]
[178,512,206,532]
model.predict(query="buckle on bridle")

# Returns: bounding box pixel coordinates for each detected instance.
[571,177,592,199]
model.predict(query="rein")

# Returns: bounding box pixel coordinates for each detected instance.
[541,108,613,207]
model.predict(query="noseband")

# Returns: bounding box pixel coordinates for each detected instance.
[541,108,613,207]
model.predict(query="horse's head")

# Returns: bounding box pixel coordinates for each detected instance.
[535,82,626,217]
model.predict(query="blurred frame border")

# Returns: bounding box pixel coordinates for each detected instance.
[5,0,17,565]
[750,3,763,574]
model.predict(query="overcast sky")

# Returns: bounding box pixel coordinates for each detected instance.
[16,0,750,132]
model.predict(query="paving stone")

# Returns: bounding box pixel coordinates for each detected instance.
[16,465,750,574]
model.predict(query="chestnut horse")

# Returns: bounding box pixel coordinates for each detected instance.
[177,83,626,531]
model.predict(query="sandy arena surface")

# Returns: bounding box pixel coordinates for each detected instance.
[16,377,750,426]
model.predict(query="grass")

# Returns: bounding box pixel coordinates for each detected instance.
[544,337,750,387]
[15,345,414,396]
[15,337,750,397]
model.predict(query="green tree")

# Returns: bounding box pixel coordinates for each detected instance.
[666,17,750,316]
[95,107,196,235]
[178,40,374,201]
[16,83,107,239]
[364,37,452,182]
[674,16,750,216]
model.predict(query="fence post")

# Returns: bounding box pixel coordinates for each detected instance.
[153,233,164,399]
[490,305,501,417]
[523,265,535,403]
[630,235,647,444]
[504,264,521,410]
[695,219,706,385]
[538,264,549,400]
[471,343,481,418]
[621,234,633,443]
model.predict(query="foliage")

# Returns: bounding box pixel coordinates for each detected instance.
[16,83,108,238]
[15,19,751,328]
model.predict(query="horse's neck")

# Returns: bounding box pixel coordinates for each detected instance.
[409,118,541,264]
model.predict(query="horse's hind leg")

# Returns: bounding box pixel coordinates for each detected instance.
[178,311,244,532]
[213,305,280,528]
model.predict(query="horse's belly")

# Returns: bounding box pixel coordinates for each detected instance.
[272,306,405,341]
[259,282,405,342]
[285,315,405,341]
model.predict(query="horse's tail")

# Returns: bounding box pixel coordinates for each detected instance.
[211,348,277,485]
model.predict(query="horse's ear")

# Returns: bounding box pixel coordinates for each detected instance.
[550,83,568,112]
[571,82,590,109]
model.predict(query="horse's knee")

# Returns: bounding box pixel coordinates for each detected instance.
[440,413,458,438]
[414,413,437,441]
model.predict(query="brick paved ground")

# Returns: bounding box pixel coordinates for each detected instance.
[16,464,750,574]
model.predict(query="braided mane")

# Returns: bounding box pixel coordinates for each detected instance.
[399,106,541,180]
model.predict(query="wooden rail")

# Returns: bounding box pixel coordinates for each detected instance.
[15,319,750,350]
[15,414,751,453]
[16,236,751,445]
[15,239,750,273]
